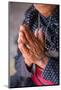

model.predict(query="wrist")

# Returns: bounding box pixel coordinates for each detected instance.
[35,56,48,69]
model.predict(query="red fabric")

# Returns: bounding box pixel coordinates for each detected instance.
[32,66,55,86]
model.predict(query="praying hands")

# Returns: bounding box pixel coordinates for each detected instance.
[18,24,48,69]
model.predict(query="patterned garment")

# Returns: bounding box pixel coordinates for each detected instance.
[22,5,59,85]
[14,4,59,87]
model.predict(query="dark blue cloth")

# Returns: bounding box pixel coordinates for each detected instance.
[9,73,36,88]
[42,57,59,84]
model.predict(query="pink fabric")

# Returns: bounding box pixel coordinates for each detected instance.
[32,66,55,86]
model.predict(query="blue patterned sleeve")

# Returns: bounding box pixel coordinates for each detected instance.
[42,57,59,84]
[22,5,38,31]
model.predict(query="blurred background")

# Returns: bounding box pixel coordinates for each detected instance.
[9,2,32,76]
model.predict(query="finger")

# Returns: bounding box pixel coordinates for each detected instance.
[18,32,23,44]
[34,29,38,38]
[19,25,34,46]
[18,42,30,56]
[34,29,44,51]
[18,31,27,44]
[38,28,45,46]
[34,28,45,48]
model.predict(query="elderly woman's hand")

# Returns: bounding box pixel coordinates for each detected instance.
[18,24,48,69]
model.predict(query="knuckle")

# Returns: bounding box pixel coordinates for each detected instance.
[20,25,26,31]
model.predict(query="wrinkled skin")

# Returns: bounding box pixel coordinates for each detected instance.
[18,24,48,69]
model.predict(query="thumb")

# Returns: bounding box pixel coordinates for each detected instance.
[38,28,45,46]
[34,29,38,38]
